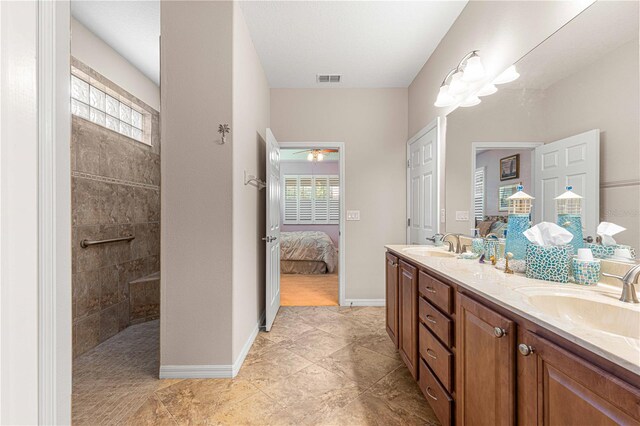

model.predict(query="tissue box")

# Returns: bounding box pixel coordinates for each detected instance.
[572,259,600,286]
[525,244,573,283]
[586,243,636,259]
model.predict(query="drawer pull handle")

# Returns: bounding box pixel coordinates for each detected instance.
[426,387,438,401]
[426,349,437,359]
[389,261,397,266]
[494,327,507,338]
[424,286,437,294]
[425,315,437,324]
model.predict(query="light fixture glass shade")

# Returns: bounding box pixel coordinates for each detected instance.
[307,153,313,161]
[493,65,520,85]
[434,85,457,107]
[459,95,481,107]
[448,71,468,95]
[477,83,497,97]
[462,55,486,82]
[317,153,324,161]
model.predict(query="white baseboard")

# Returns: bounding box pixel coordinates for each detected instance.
[159,311,265,379]
[343,299,385,307]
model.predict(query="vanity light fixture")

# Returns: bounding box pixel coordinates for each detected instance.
[461,51,486,82]
[493,65,520,85]
[434,50,486,107]
[459,95,481,107]
[434,51,520,108]
[477,83,498,97]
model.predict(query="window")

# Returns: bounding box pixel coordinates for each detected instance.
[283,175,339,224]
[71,73,147,144]
[474,167,485,221]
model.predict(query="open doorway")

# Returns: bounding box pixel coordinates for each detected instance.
[278,143,345,306]
[470,143,540,236]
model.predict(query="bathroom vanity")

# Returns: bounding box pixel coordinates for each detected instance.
[385,245,640,425]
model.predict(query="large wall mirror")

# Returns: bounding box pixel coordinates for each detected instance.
[444,1,639,251]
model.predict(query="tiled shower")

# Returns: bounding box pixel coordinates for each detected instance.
[71,58,161,358]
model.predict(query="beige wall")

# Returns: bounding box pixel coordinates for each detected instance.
[161,1,234,366]
[271,89,408,301]
[231,3,270,360]
[71,18,160,110]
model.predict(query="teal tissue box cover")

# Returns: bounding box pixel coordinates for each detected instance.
[525,244,573,283]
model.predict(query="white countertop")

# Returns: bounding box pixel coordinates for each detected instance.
[385,244,640,377]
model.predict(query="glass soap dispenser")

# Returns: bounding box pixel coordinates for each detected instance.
[555,186,584,254]
[504,184,534,260]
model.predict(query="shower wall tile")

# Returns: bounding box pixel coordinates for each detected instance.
[72,58,160,358]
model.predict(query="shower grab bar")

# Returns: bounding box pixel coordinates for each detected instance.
[80,234,135,248]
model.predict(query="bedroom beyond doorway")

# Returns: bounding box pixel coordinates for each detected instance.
[279,146,343,306]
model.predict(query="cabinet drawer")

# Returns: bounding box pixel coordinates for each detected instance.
[419,271,453,315]
[419,324,453,392]
[420,359,453,426]
[419,297,453,347]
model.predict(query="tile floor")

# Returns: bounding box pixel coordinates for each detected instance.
[73,306,439,425]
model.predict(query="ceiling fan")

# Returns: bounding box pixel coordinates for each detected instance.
[294,148,338,162]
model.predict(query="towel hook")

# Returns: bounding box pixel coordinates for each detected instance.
[217,124,230,144]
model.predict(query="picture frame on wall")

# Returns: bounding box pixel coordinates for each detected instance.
[500,154,520,181]
[498,184,519,211]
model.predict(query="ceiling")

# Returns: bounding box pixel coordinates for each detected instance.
[239,1,467,88]
[71,1,467,89]
[71,0,160,85]
[515,1,638,90]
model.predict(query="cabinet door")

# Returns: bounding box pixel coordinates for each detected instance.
[457,293,516,426]
[385,252,399,348]
[518,330,640,426]
[399,260,418,379]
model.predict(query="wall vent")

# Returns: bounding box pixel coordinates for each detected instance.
[317,74,341,83]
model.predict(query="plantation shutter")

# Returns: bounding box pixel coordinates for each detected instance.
[283,176,299,224]
[474,167,485,221]
[329,176,340,223]
[298,176,313,223]
[313,176,329,223]
[282,174,340,224]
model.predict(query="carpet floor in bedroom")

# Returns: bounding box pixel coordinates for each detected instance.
[280,273,339,306]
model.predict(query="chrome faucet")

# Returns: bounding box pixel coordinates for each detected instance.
[602,263,640,304]
[442,233,461,253]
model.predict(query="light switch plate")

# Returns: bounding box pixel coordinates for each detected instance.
[456,211,470,221]
[440,209,446,222]
[346,210,360,221]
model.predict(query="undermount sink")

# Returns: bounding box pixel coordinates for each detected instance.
[402,247,457,258]
[524,291,640,339]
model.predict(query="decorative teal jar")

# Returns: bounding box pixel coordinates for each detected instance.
[555,187,584,253]
[572,259,600,286]
[471,238,485,255]
[504,185,534,260]
[505,214,531,260]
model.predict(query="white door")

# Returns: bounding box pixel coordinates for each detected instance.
[534,129,600,236]
[408,125,438,244]
[265,129,281,331]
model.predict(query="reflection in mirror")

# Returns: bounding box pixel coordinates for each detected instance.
[444,1,639,252]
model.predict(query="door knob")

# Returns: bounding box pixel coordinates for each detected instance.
[518,343,534,356]
[493,327,507,338]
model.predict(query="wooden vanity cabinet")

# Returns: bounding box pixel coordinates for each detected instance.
[385,252,399,348]
[398,260,419,379]
[456,293,516,426]
[385,250,640,426]
[517,330,640,425]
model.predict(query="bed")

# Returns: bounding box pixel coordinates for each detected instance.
[280,231,338,274]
